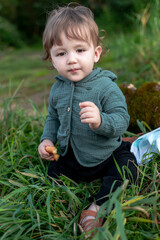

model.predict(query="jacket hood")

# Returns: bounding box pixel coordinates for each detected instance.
[102,69,117,82]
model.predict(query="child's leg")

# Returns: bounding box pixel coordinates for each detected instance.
[48,147,81,181]
[90,141,137,205]
[79,141,137,235]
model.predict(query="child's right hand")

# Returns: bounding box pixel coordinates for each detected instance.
[38,139,55,161]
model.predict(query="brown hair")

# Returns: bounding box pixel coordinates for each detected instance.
[42,4,104,60]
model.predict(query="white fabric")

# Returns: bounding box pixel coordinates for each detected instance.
[131,127,160,165]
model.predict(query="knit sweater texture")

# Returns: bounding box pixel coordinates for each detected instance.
[41,68,130,167]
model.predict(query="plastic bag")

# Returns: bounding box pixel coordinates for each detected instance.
[131,127,160,165]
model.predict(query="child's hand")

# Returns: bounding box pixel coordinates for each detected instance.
[79,101,101,129]
[38,139,55,161]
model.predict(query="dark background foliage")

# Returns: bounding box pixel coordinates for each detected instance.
[0,0,155,47]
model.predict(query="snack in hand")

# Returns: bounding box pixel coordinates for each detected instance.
[45,146,60,161]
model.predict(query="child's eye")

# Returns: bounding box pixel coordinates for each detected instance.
[57,52,65,56]
[77,49,85,53]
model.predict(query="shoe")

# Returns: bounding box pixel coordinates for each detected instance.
[78,210,102,238]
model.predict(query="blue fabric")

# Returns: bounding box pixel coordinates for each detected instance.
[131,127,160,164]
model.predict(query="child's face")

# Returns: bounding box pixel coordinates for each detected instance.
[50,32,102,82]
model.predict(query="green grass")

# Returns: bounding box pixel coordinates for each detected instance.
[0,2,160,238]
[0,97,160,239]
[0,46,56,99]
[99,29,160,88]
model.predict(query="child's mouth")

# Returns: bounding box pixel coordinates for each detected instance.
[69,68,79,73]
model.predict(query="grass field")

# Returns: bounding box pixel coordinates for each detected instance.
[0,5,160,239]
[0,98,160,239]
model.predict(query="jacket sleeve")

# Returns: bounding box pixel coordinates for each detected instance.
[40,85,60,144]
[93,82,130,138]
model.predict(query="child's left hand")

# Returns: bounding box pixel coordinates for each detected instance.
[79,101,101,129]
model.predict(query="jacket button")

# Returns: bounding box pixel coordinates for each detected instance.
[67,107,70,112]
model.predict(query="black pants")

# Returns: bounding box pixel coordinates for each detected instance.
[48,141,137,205]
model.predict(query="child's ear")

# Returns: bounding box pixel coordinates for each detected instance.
[49,57,55,68]
[94,46,102,63]
[49,57,53,64]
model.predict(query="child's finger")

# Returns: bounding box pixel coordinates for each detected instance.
[80,111,94,120]
[80,107,93,116]
[40,151,55,161]
[81,117,95,124]
[45,155,55,161]
[79,101,95,109]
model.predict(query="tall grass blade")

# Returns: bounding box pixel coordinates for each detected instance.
[115,200,127,240]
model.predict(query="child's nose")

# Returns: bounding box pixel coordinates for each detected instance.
[67,52,77,64]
